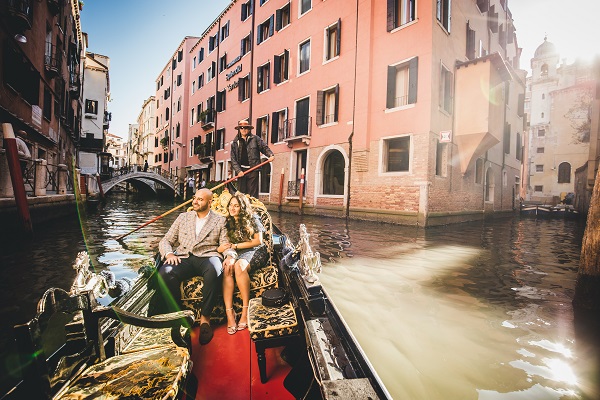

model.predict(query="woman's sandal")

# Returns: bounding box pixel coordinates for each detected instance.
[226,308,237,335]
[237,305,249,331]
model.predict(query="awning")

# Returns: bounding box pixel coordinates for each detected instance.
[189,163,210,170]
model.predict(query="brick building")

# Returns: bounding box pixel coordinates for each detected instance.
[151,0,526,226]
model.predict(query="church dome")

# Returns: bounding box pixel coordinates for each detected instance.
[534,36,558,59]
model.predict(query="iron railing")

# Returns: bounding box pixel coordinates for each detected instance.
[287,179,306,197]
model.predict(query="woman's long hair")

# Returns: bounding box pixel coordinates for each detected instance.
[225,193,255,242]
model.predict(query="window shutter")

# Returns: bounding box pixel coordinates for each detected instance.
[517,93,524,117]
[336,19,341,56]
[271,112,279,143]
[476,0,489,12]
[334,84,339,122]
[386,65,397,108]
[408,57,418,104]
[241,3,247,20]
[284,50,289,80]
[387,0,396,32]
[316,90,324,126]
[238,78,243,101]
[274,54,281,84]
[257,28,262,45]
[257,66,263,92]
[269,15,275,38]
[276,8,282,31]
[200,48,204,61]
[265,63,270,90]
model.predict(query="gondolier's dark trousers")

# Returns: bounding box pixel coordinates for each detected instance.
[149,255,222,318]
[238,168,259,198]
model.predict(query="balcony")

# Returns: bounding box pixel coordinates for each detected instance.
[44,43,63,77]
[47,0,62,15]
[196,142,214,163]
[201,109,215,130]
[282,116,312,146]
[69,72,81,95]
[454,53,511,174]
[7,0,33,32]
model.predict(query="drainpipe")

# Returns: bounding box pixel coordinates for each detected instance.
[345,0,360,218]
[248,2,256,122]
[213,20,222,182]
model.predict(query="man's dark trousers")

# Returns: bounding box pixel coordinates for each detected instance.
[239,169,259,198]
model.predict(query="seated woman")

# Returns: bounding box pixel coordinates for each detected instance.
[217,193,268,335]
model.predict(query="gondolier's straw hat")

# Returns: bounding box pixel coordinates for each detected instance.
[235,120,254,130]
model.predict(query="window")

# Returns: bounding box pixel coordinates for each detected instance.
[272,108,288,143]
[216,89,226,112]
[191,81,196,94]
[241,0,253,21]
[537,147,544,153]
[241,35,252,56]
[386,57,418,108]
[257,15,274,45]
[198,48,205,63]
[220,21,229,41]
[440,63,453,113]
[466,21,476,60]
[165,108,170,121]
[323,151,345,195]
[43,88,52,120]
[276,3,291,30]
[177,96,181,112]
[475,158,484,183]
[541,64,548,76]
[558,162,571,183]
[503,123,511,154]
[178,50,183,62]
[294,98,310,137]
[196,104,203,123]
[191,108,195,125]
[436,0,451,32]
[537,128,545,137]
[299,40,311,74]
[516,132,522,161]
[198,73,205,88]
[387,0,416,31]
[325,19,341,61]
[260,0,268,5]
[193,56,197,70]
[257,62,270,93]
[176,74,182,86]
[238,74,250,101]
[259,162,272,193]
[176,122,181,138]
[383,136,411,172]
[274,50,290,83]
[256,115,269,142]
[189,139,195,157]
[219,53,227,73]
[208,61,216,81]
[300,0,311,15]
[316,84,339,125]
[215,128,225,150]
[209,33,219,52]
[536,164,544,172]
[534,185,543,192]
[85,99,98,114]
[435,142,447,176]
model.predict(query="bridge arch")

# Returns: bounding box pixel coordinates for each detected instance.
[101,171,178,194]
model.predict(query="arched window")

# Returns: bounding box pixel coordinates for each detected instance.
[323,151,345,195]
[259,162,271,193]
[541,64,548,76]
[557,162,571,183]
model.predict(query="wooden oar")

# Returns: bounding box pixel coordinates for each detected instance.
[115,158,273,241]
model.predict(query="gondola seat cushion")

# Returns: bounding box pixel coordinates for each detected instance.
[56,344,190,399]
[247,297,298,340]
[180,191,278,322]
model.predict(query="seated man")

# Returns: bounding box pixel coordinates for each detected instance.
[152,188,235,345]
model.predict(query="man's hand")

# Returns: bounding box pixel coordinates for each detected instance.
[268,156,275,162]
[237,171,244,178]
[165,253,181,265]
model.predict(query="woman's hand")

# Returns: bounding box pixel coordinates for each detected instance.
[223,256,236,276]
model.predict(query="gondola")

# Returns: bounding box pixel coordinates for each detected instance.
[1,191,391,400]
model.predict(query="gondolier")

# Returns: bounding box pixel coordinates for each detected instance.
[230,119,274,198]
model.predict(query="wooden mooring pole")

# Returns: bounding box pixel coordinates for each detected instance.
[2,123,32,235]
[573,166,600,310]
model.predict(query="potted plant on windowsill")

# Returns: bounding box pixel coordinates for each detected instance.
[194,142,206,156]
[159,137,169,149]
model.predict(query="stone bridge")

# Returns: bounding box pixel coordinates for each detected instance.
[101,171,179,195]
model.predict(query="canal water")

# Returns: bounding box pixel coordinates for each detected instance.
[1,194,597,399]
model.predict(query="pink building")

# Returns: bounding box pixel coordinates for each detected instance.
[154,36,198,185]
[158,0,526,226]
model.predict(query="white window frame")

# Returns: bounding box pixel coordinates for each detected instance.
[298,38,311,76]
[378,134,413,175]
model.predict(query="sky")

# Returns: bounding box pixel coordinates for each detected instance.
[80,0,600,139]
[80,0,231,138]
